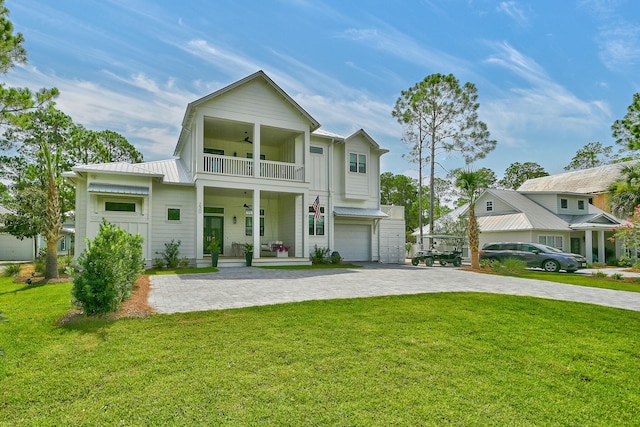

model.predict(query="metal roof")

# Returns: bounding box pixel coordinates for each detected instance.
[517,161,638,193]
[88,183,149,195]
[333,207,389,218]
[72,162,161,177]
[135,159,193,184]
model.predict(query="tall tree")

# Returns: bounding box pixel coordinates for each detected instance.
[392,73,496,247]
[0,0,57,123]
[380,172,418,233]
[452,167,496,205]
[454,168,487,269]
[608,162,640,218]
[612,93,640,151]
[564,142,614,171]
[1,106,142,278]
[498,161,548,190]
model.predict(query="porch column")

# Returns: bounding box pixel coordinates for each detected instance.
[302,192,309,258]
[598,230,605,264]
[253,189,261,259]
[196,183,204,259]
[585,229,593,264]
[253,124,261,178]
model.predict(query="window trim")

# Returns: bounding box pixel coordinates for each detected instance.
[538,235,564,250]
[349,152,367,174]
[485,200,494,212]
[167,207,181,221]
[560,198,568,210]
[105,201,136,212]
[577,199,586,211]
[308,206,325,236]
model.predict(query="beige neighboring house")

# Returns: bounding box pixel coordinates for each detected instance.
[64,71,405,267]
[517,161,638,212]
[423,188,628,265]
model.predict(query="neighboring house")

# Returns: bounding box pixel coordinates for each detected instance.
[0,205,75,261]
[420,188,627,265]
[64,71,404,267]
[0,205,35,261]
[517,161,638,212]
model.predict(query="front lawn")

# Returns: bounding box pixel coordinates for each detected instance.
[1,277,639,425]
[488,269,640,293]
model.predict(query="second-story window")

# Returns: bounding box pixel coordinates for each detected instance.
[578,200,585,210]
[560,198,568,209]
[486,200,493,212]
[349,153,366,173]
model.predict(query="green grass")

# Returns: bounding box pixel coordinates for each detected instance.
[2,277,640,425]
[509,270,640,293]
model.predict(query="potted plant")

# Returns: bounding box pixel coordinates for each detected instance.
[274,243,289,257]
[208,238,221,267]
[243,242,254,266]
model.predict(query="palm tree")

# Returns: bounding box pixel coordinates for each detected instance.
[608,162,640,218]
[455,168,487,269]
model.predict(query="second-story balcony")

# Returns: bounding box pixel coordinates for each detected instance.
[203,154,304,182]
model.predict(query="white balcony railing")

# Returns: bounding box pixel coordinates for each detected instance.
[203,154,304,181]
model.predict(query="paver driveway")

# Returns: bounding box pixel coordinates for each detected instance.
[148,263,640,314]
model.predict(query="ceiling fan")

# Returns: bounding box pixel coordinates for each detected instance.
[241,131,253,144]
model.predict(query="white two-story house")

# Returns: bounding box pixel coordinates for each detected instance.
[64,71,405,267]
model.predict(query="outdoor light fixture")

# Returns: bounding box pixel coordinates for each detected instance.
[233,216,237,224]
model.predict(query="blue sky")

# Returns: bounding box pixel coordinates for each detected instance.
[5,0,640,181]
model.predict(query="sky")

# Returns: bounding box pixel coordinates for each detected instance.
[4,0,640,182]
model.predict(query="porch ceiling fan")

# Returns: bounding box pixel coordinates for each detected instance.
[240,131,253,144]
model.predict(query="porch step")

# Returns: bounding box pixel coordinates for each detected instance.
[196,257,311,268]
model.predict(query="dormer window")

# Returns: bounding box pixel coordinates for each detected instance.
[349,153,366,173]
[578,200,586,211]
[486,200,493,212]
[560,198,568,209]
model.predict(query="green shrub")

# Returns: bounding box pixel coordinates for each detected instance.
[3,263,22,277]
[329,252,342,264]
[311,246,330,264]
[491,258,527,274]
[633,261,640,271]
[152,257,165,269]
[71,219,144,315]
[179,257,191,268]
[611,273,624,281]
[592,271,608,278]
[162,239,182,268]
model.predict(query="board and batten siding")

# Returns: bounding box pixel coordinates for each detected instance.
[74,179,88,256]
[150,183,196,260]
[479,231,534,249]
[344,138,371,199]
[200,79,311,132]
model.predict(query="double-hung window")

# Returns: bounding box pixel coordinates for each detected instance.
[308,206,325,235]
[349,153,366,173]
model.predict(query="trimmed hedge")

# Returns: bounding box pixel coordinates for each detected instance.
[71,219,144,315]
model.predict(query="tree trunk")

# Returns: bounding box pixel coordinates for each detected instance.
[468,205,480,269]
[44,173,61,279]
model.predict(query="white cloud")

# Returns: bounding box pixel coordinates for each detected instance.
[496,1,530,28]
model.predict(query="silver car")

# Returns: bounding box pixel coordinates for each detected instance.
[479,242,588,273]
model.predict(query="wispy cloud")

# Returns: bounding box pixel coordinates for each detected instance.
[496,1,530,28]
[5,64,195,160]
[483,42,611,147]
[578,0,640,71]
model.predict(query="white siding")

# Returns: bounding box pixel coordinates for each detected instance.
[344,138,371,199]
[151,183,196,260]
[0,234,34,261]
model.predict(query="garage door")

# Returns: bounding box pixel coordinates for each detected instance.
[0,234,34,261]
[334,224,371,261]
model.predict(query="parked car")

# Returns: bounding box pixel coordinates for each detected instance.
[479,242,587,273]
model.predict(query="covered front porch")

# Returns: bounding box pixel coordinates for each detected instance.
[195,186,312,265]
[571,226,619,265]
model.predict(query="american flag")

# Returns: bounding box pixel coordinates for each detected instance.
[312,195,321,221]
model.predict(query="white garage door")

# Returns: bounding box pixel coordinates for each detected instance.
[0,234,34,261]
[334,224,371,261]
